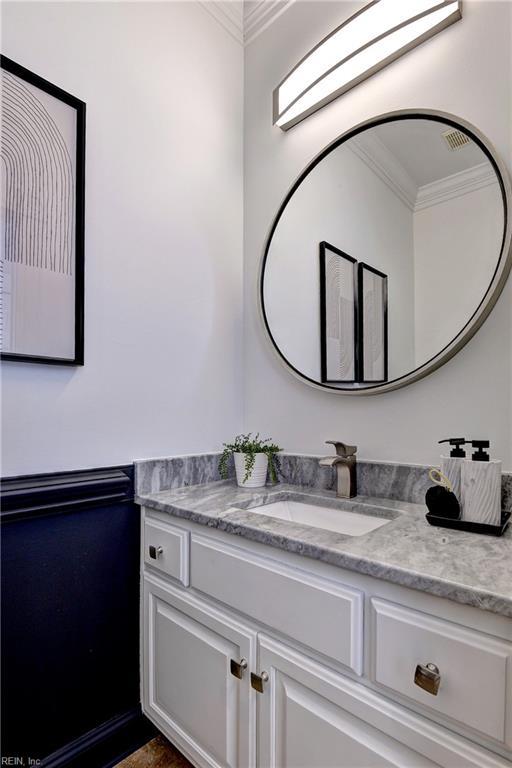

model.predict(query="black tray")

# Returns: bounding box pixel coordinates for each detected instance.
[425,510,510,537]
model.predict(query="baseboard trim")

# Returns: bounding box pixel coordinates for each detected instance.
[41,706,156,768]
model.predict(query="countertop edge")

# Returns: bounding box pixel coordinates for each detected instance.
[136,492,512,619]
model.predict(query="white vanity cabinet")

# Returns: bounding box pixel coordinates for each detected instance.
[258,635,444,768]
[143,575,256,768]
[141,508,512,768]
[255,634,512,768]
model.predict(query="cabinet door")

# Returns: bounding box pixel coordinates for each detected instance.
[143,575,256,768]
[256,635,505,768]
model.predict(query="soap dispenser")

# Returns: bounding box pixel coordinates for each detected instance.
[439,438,466,503]
[460,440,502,525]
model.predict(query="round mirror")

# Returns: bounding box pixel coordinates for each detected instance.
[260,111,512,394]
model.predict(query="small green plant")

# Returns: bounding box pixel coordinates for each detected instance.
[219,433,282,484]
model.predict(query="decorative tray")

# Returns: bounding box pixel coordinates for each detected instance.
[425,510,510,537]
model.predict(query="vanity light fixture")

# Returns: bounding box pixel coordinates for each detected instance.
[273,0,462,130]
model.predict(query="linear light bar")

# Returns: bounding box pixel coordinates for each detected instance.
[274,0,462,130]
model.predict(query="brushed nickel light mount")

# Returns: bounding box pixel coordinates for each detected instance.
[273,0,462,130]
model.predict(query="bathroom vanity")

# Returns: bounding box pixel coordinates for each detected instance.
[130,71,512,768]
[137,470,512,768]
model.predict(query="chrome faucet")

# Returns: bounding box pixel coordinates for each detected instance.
[319,441,357,498]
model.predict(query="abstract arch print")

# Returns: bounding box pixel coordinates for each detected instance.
[0,57,85,364]
[1,70,74,275]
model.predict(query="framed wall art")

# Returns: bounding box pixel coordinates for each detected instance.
[319,241,357,384]
[357,262,388,383]
[0,55,85,365]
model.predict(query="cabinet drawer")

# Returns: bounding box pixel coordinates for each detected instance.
[190,534,363,673]
[371,598,512,745]
[144,515,189,586]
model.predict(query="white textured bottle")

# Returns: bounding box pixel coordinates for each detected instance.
[460,460,502,525]
[440,456,463,503]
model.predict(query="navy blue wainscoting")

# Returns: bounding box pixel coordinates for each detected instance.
[1,466,155,767]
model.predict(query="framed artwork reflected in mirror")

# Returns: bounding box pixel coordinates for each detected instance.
[358,263,388,384]
[319,242,357,384]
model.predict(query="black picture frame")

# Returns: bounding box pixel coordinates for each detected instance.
[357,262,388,383]
[0,55,86,366]
[319,241,358,384]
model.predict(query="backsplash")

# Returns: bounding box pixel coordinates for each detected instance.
[279,455,431,503]
[135,452,512,512]
[502,474,512,514]
[282,455,512,511]
[135,452,234,495]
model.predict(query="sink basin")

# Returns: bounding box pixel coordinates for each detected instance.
[242,498,391,536]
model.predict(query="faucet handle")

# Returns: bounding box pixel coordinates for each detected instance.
[326,441,357,458]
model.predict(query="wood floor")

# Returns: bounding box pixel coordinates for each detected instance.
[115,735,193,768]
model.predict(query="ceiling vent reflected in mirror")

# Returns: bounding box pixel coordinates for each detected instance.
[442,128,472,151]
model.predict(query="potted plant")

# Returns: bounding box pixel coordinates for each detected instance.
[219,433,282,488]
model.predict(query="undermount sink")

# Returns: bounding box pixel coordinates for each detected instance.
[241,498,392,537]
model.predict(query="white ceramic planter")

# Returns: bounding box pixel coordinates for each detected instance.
[234,452,268,488]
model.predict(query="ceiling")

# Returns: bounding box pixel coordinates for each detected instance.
[372,120,487,188]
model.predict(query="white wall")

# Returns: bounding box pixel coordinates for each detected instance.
[2,1,510,476]
[413,181,503,366]
[264,142,415,382]
[244,0,512,469]
[1,1,244,476]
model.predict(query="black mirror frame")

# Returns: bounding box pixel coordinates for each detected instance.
[259,109,512,395]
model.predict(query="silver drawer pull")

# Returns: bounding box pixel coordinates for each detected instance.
[230,658,248,679]
[251,671,269,693]
[414,663,441,695]
[149,545,164,560]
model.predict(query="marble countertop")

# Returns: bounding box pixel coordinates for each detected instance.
[136,481,512,617]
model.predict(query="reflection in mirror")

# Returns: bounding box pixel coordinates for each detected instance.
[358,263,387,384]
[319,242,357,383]
[263,116,506,390]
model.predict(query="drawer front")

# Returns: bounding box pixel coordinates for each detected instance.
[144,515,189,586]
[190,534,363,673]
[371,598,512,745]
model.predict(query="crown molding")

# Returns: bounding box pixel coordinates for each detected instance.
[415,162,499,211]
[350,134,418,211]
[350,136,498,214]
[198,1,295,46]
[244,0,296,45]
[199,1,244,45]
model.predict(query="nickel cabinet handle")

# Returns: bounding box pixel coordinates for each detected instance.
[149,545,163,560]
[251,671,269,693]
[414,663,441,696]
[230,658,248,679]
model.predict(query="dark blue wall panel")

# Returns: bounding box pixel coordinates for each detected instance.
[1,467,155,767]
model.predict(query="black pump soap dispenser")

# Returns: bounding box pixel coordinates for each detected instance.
[439,438,467,501]
[439,437,467,458]
[471,440,490,461]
